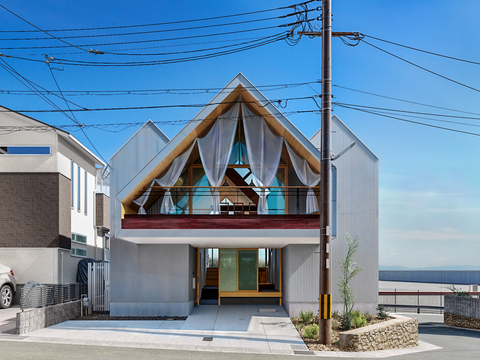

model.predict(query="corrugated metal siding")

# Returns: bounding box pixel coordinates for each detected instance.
[380,271,480,285]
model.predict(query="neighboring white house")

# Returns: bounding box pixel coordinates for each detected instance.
[0,106,110,302]
[109,73,378,317]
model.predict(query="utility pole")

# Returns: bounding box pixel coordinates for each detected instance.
[319,0,333,345]
[298,0,356,345]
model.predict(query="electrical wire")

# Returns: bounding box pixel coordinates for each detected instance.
[0,1,315,33]
[333,85,480,117]
[0,96,316,113]
[361,34,480,66]
[0,11,315,42]
[336,103,480,121]
[0,80,320,96]
[336,103,480,137]
[0,4,93,53]
[360,39,480,94]
[0,21,304,50]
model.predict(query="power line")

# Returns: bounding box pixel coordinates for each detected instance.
[0,96,316,113]
[0,12,311,42]
[361,34,480,66]
[336,103,480,121]
[333,85,480,117]
[0,4,93,53]
[0,1,315,33]
[0,80,320,96]
[360,39,480,94]
[336,103,480,137]
[0,20,305,50]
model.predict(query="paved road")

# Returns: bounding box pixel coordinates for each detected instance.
[1,313,479,359]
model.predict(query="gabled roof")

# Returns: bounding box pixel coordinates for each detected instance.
[0,104,104,166]
[110,119,169,161]
[117,73,321,207]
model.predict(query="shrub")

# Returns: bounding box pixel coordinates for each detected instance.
[351,310,367,328]
[376,305,389,319]
[365,313,374,322]
[299,310,314,323]
[446,284,470,297]
[341,312,352,330]
[332,319,338,327]
[337,233,363,321]
[303,324,319,339]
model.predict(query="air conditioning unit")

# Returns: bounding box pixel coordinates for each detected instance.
[469,285,478,292]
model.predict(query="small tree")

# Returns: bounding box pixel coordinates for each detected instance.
[337,233,363,329]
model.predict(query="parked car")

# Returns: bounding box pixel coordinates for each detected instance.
[0,263,16,309]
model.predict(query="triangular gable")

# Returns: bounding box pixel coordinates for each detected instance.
[118,73,321,210]
[0,104,104,166]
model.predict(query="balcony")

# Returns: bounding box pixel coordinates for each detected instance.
[123,185,321,230]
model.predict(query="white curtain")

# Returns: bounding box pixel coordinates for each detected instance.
[241,103,283,214]
[285,141,320,214]
[133,141,196,214]
[197,102,241,214]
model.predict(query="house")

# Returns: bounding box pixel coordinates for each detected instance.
[0,106,110,303]
[109,73,378,317]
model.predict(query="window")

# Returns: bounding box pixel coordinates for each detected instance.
[0,146,50,155]
[104,234,110,250]
[72,233,87,244]
[70,160,74,209]
[71,248,87,257]
[84,170,88,215]
[207,248,218,268]
[77,165,81,212]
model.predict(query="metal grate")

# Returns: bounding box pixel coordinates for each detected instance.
[203,337,213,341]
[20,283,87,311]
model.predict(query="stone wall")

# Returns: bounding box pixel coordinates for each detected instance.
[444,295,480,329]
[444,312,480,330]
[16,300,81,335]
[339,315,418,352]
[444,295,480,319]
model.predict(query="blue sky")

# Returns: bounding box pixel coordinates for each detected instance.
[1,0,479,269]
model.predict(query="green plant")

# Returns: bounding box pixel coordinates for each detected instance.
[332,319,338,327]
[303,324,319,339]
[376,304,389,319]
[445,284,470,297]
[351,310,367,328]
[371,319,377,325]
[337,233,363,319]
[341,312,352,330]
[365,313,374,322]
[299,310,314,323]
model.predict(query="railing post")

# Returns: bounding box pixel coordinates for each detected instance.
[394,289,396,313]
[417,290,420,314]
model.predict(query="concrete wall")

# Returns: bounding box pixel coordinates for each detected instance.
[16,300,81,335]
[110,239,195,316]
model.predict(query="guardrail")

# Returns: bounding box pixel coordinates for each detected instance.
[379,290,480,314]
[20,283,87,311]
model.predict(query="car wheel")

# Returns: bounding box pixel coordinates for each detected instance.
[0,285,13,309]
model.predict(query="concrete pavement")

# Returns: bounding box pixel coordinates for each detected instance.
[0,306,458,358]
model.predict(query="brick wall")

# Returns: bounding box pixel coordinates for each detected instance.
[0,173,71,249]
[95,193,110,229]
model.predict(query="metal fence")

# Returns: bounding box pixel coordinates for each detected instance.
[379,290,480,314]
[20,283,87,311]
[88,262,110,312]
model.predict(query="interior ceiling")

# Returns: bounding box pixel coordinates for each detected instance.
[124,84,320,209]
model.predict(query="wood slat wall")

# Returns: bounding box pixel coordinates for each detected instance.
[122,214,320,230]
